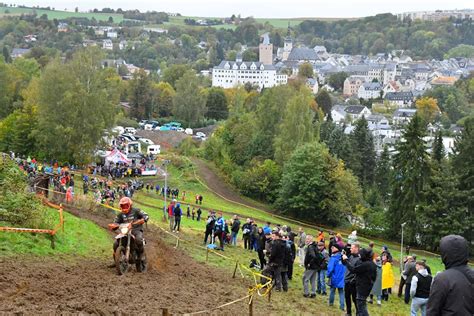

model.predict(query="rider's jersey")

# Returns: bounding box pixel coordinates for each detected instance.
[114,207,149,231]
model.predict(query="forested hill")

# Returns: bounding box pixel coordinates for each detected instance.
[289,13,474,59]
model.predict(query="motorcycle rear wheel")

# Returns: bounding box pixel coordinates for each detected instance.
[115,245,129,275]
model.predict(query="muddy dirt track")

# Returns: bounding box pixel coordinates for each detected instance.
[0,206,261,315]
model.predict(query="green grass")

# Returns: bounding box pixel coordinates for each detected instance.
[0,6,123,22]
[114,156,447,276]
[133,201,410,315]
[0,206,111,257]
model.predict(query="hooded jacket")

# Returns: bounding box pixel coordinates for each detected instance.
[343,248,377,299]
[327,252,346,289]
[426,235,474,316]
[410,268,431,298]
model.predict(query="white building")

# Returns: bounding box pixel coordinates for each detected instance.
[102,39,113,50]
[331,105,372,123]
[212,56,287,89]
[119,40,127,50]
[107,31,118,39]
[358,82,382,100]
[393,108,417,125]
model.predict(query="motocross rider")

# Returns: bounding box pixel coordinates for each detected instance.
[112,197,149,256]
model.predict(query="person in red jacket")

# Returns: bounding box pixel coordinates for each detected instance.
[167,199,176,231]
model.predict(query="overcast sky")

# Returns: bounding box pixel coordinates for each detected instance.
[9,0,473,18]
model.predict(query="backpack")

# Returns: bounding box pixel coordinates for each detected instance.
[206,216,216,230]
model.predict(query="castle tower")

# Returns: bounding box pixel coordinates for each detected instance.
[259,33,273,65]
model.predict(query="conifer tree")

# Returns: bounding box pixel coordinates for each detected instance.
[431,129,445,163]
[389,115,430,242]
[349,117,376,190]
[375,145,392,203]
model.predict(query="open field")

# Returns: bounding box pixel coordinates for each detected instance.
[164,15,356,30]
[0,6,124,22]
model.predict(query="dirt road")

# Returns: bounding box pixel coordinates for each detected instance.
[0,206,260,315]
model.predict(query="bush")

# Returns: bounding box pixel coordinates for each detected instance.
[0,158,52,228]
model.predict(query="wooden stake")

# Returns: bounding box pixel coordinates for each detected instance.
[232,261,238,278]
[162,308,169,316]
[206,248,209,262]
[248,292,253,316]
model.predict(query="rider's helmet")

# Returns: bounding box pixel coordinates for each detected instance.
[119,197,132,214]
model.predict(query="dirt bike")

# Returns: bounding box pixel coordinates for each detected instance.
[108,219,147,275]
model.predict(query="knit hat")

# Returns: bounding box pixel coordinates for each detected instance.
[331,243,342,252]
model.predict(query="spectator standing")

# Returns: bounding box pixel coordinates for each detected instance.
[281,232,293,292]
[196,208,202,221]
[250,221,259,251]
[203,212,216,245]
[342,248,377,316]
[327,244,346,311]
[186,205,191,218]
[191,207,196,220]
[167,199,176,231]
[198,195,203,205]
[410,261,432,316]
[214,212,225,250]
[256,227,267,269]
[297,227,307,266]
[403,256,418,304]
[369,256,383,306]
[344,243,361,316]
[427,235,474,316]
[242,218,252,250]
[317,241,329,295]
[264,230,286,291]
[381,253,395,301]
[173,203,182,232]
[303,235,320,298]
[230,215,241,246]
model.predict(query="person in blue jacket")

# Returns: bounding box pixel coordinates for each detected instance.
[214,212,226,250]
[327,243,346,311]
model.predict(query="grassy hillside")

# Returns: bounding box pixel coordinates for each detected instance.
[0,206,111,257]
[0,6,123,22]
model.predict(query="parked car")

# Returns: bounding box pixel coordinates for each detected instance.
[138,120,149,128]
[125,127,137,134]
[185,128,193,135]
[139,138,154,145]
[196,132,206,138]
[177,127,184,132]
[159,125,172,131]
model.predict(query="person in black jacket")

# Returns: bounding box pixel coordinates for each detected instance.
[173,203,182,232]
[241,218,252,250]
[256,227,268,269]
[426,235,474,316]
[344,243,361,316]
[263,230,286,291]
[343,248,377,316]
[303,236,322,298]
[230,215,241,246]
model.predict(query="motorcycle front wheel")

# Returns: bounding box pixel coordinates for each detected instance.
[115,245,129,275]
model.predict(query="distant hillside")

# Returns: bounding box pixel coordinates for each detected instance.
[0,6,123,22]
[164,15,355,30]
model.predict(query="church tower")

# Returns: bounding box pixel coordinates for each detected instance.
[259,33,273,65]
[282,23,293,61]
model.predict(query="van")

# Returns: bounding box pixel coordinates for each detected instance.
[147,145,161,155]
[185,128,193,135]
